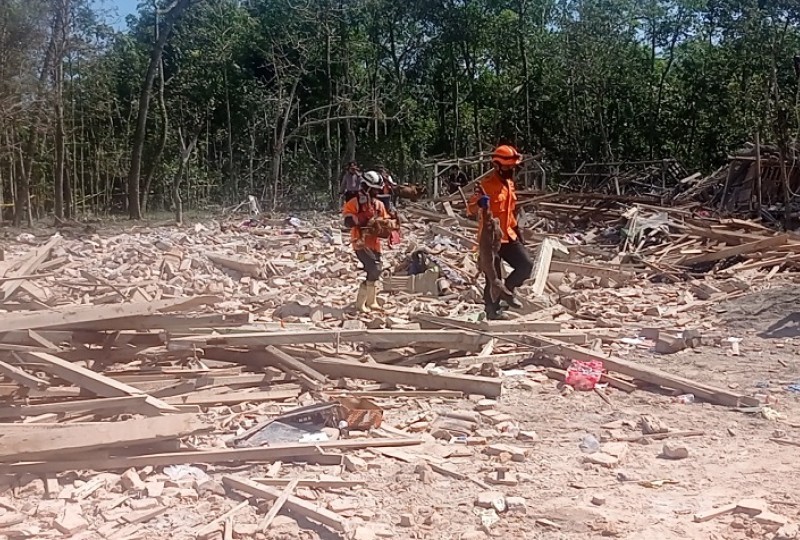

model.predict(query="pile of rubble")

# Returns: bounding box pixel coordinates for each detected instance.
[0,184,798,539]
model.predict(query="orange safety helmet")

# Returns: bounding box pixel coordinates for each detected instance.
[492,145,523,166]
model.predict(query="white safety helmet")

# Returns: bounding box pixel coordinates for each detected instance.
[361,171,383,190]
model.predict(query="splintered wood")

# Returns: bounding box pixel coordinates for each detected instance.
[0,205,779,539]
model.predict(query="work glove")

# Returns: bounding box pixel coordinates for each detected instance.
[355,212,372,226]
[478,195,490,209]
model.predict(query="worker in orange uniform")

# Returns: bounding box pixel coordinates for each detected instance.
[342,171,390,313]
[468,145,533,320]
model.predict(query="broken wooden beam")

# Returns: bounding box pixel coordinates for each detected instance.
[0,395,150,419]
[1,236,61,302]
[21,352,179,414]
[680,234,789,266]
[222,476,346,532]
[55,312,252,332]
[0,355,48,389]
[207,253,263,277]
[0,296,219,333]
[0,437,423,474]
[259,478,299,530]
[307,356,502,397]
[0,414,208,462]
[530,238,568,296]
[528,335,758,407]
[264,346,327,391]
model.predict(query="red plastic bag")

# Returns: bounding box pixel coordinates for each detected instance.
[565,360,604,391]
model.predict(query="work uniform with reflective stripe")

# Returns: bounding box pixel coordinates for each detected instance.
[467,170,519,243]
[342,195,389,253]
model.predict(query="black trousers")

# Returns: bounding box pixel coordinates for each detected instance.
[356,249,382,282]
[483,240,533,308]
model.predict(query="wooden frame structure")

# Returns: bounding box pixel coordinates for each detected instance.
[426,152,545,198]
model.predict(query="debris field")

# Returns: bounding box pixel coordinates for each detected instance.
[0,186,799,540]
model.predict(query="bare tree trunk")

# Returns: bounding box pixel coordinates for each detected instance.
[517,0,532,147]
[141,7,169,215]
[269,78,299,210]
[224,68,235,192]
[54,50,66,220]
[127,0,195,220]
[173,127,199,225]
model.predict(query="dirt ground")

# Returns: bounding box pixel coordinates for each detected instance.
[2,221,800,540]
[348,286,800,540]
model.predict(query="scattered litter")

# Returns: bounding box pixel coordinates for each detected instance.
[565,360,604,391]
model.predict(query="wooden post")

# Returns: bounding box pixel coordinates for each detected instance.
[755,130,763,214]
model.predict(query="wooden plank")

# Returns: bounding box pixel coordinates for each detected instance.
[413,313,561,333]
[265,346,327,391]
[530,238,567,296]
[175,329,491,349]
[163,388,300,406]
[528,335,759,407]
[449,352,536,369]
[693,504,738,523]
[0,414,208,462]
[0,296,220,333]
[177,328,584,349]
[194,500,251,538]
[324,390,462,398]
[223,476,346,532]
[0,437,423,474]
[23,352,178,414]
[251,478,363,489]
[1,236,61,302]
[680,234,788,266]
[0,355,48,389]
[56,312,252,332]
[207,254,263,277]
[308,356,502,397]
[0,395,151,419]
[0,272,56,284]
[550,260,634,282]
[260,478,298,530]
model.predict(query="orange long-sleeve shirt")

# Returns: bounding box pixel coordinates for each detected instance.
[342,196,389,252]
[467,171,519,243]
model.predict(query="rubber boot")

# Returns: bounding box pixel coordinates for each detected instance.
[501,295,523,310]
[485,303,508,321]
[356,282,370,313]
[366,281,381,310]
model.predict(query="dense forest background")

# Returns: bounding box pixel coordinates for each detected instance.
[1,0,800,223]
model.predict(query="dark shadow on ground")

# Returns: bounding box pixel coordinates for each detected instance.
[757,312,800,339]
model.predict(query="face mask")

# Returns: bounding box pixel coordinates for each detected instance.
[499,168,514,180]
